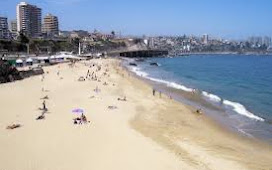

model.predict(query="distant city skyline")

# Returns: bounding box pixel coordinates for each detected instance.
[1,0,272,39]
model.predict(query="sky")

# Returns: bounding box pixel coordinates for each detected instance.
[0,0,272,39]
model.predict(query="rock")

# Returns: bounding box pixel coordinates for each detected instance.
[129,63,137,66]
[0,59,23,83]
[150,62,159,66]
[8,75,14,82]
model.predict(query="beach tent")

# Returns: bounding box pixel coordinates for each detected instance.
[16,59,23,67]
[55,55,65,62]
[50,56,56,59]
[37,56,49,64]
[49,55,65,63]
[8,60,16,66]
[26,58,33,66]
[49,56,56,63]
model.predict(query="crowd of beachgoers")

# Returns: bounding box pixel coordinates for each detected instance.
[5,59,131,130]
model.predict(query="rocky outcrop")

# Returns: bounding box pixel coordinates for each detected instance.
[0,59,44,84]
[0,60,23,83]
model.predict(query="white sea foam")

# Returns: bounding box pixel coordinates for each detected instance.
[223,100,264,121]
[128,65,193,92]
[202,91,222,103]
[202,91,264,121]
[148,77,194,92]
[130,67,149,77]
[128,64,264,122]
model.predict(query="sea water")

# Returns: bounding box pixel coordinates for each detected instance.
[125,54,272,142]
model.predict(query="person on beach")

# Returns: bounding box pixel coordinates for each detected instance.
[81,114,89,124]
[118,96,127,101]
[6,124,21,130]
[87,70,90,77]
[153,88,156,96]
[159,91,162,98]
[36,112,45,120]
[196,109,202,114]
[220,98,224,105]
[94,86,100,93]
[42,100,47,111]
[73,114,89,124]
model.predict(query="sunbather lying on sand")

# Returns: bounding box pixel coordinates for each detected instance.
[73,114,90,124]
[108,106,118,110]
[41,95,49,100]
[73,118,81,124]
[36,114,45,120]
[118,96,127,101]
[6,124,21,130]
[78,76,85,81]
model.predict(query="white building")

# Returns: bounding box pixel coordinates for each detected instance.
[203,34,209,44]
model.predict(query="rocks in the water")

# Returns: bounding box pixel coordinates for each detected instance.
[129,63,137,66]
[150,62,159,66]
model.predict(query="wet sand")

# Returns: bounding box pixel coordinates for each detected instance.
[0,58,271,170]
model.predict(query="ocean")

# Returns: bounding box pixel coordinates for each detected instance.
[124,54,272,142]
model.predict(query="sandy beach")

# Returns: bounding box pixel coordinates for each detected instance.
[0,58,271,170]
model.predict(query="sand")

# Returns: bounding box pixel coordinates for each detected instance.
[0,58,271,170]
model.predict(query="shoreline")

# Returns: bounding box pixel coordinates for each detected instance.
[121,58,271,142]
[122,56,272,143]
[169,52,272,56]
[118,58,272,169]
[0,58,272,170]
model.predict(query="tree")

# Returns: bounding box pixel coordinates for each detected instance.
[111,31,115,37]
[18,32,29,44]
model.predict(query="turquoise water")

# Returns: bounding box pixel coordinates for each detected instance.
[127,55,272,141]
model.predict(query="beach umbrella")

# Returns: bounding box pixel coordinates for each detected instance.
[72,108,84,114]
[16,59,23,64]
[26,58,33,63]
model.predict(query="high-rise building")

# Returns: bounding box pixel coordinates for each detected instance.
[42,14,59,37]
[16,2,42,37]
[203,34,209,44]
[248,36,263,46]
[10,20,17,32]
[263,36,271,47]
[148,37,155,49]
[0,16,10,39]
[9,20,18,39]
